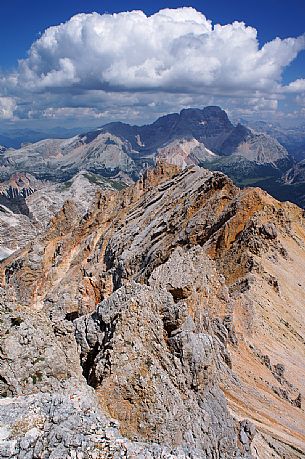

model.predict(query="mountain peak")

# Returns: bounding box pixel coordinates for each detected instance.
[0,106,292,206]
[180,105,233,125]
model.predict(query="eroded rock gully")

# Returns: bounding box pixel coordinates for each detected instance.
[0,163,304,458]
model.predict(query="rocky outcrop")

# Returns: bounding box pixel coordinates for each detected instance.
[284,159,305,184]
[0,171,128,261]
[74,282,248,458]
[0,172,39,215]
[156,138,217,168]
[0,172,38,200]
[0,163,304,457]
[1,287,212,459]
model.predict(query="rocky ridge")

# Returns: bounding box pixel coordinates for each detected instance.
[0,171,127,261]
[0,133,138,182]
[0,163,304,457]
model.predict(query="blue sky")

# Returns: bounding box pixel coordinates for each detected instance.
[0,1,304,128]
[1,0,305,80]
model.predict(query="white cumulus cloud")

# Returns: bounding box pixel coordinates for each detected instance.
[11,8,305,94]
[283,78,305,93]
[1,7,305,125]
[0,97,16,120]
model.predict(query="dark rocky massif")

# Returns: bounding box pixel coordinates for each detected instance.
[0,107,289,183]
[2,105,301,265]
[2,105,302,221]
[0,163,304,458]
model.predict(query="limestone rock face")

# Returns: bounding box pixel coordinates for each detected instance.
[0,163,304,457]
[74,282,244,457]
[284,159,305,185]
[0,171,127,261]
[156,138,217,168]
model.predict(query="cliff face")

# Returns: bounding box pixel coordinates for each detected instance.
[0,163,304,458]
[156,138,217,168]
[284,160,305,185]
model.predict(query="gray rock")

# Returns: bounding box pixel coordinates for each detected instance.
[75,282,252,458]
[260,223,277,239]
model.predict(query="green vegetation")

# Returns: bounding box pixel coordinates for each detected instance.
[31,371,43,385]
[84,172,127,191]
[57,180,72,191]
[236,176,274,186]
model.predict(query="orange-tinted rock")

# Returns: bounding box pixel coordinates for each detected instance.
[1,163,304,456]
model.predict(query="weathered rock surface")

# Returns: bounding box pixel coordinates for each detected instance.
[74,282,246,457]
[284,159,305,185]
[0,163,304,457]
[156,138,217,168]
[0,133,139,182]
[0,171,127,261]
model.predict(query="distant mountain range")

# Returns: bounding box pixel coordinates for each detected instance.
[0,106,290,174]
[99,106,289,162]
[0,105,304,208]
[239,119,305,162]
[0,126,93,149]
